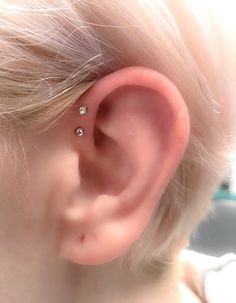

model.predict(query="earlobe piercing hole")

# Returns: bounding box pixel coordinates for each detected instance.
[79,234,85,243]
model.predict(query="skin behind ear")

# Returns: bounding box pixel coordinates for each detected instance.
[58,67,190,265]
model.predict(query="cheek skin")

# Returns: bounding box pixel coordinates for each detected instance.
[30,150,80,233]
[0,107,79,252]
[19,131,81,251]
[0,144,42,255]
[0,129,79,250]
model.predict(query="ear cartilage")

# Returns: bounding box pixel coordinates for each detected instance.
[76,127,85,137]
[79,105,88,115]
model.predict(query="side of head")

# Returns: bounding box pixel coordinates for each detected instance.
[0,0,235,279]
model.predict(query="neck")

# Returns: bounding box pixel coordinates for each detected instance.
[0,246,201,303]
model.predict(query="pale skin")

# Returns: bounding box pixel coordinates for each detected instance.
[0,67,203,303]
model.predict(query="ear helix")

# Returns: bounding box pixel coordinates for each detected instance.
[75,105,88,137]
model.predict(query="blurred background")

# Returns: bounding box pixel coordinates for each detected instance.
[189,155,236,256]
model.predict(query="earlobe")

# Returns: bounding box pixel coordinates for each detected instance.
[58,67,190,265]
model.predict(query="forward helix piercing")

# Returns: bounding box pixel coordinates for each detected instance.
[76,127,85,136]
[75,105,88,137]
[79,105,88,115]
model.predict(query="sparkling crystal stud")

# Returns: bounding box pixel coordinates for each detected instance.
[76,127,85,137]
[79,105,88,115]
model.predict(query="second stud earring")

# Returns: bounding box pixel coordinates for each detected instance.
[76,127,85,137]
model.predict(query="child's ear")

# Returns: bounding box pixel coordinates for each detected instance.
[58,66,190,265]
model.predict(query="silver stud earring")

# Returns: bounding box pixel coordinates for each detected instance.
[79,105,88,115]
[76,127,85,137]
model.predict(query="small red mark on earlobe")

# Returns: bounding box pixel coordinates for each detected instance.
[79,234,85,243]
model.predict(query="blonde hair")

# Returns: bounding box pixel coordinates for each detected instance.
[0,0,236,277]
